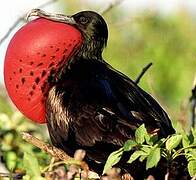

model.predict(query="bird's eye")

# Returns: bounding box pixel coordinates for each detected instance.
[79,16,89,24]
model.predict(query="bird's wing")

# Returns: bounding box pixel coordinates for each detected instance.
[97,62,175,137]
[47,60,175,158]
[70,61,175,150]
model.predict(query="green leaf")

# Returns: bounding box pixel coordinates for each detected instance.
[191,128,196,144]
[188,160,196,177]
[138,145,152,162]
[139,154,148,162]
[157,138,166,146]
[141,146,151,154]
[103,148,123,174]
[149,135,158,145]
[182,134,190,149]
[135,124,149,144]
[23,152,43,179]
[186,149,196,162]
[123,140,137,152]
[144,133,151,145]
[5,151,17,170]
[127,150,146,164]
[23,175,44,180]
[166,135,182,151]
[146,147,161,170]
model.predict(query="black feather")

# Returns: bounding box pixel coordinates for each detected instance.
[45,11,175,177]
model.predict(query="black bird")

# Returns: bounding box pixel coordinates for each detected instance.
[28,9,175,177]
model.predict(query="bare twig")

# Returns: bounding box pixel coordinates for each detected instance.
[22,132,71,160]
[21,132,89,173]
[190,76,196,128]
[100,0,125,15]
[135,62,153,84]
[0,0,58,46]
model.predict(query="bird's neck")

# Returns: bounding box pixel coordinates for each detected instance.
[51,39,105,84]
[76,39,104,60]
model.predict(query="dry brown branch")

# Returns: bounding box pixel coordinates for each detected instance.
[100,0,125,15]
[0,0,58,46]
[22,132,70,160]
[135,62,153,84]
[21,132,89,173]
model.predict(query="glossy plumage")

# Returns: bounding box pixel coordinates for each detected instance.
[44,10,175,176]
[46,56,175,157]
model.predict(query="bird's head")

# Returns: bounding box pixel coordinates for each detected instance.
[72,11,108,48]
[28,9,108,59]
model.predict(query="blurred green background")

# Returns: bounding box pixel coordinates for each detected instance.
[0,0,195,176]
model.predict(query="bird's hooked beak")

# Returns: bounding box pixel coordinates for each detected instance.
[27,9,76,25]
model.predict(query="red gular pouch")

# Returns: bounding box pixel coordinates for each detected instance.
[4,18,83,123]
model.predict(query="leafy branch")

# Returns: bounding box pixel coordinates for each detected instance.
[104,124,196,178]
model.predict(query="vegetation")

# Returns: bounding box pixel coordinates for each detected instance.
[104,124,196,177]
[0,1,196,179]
